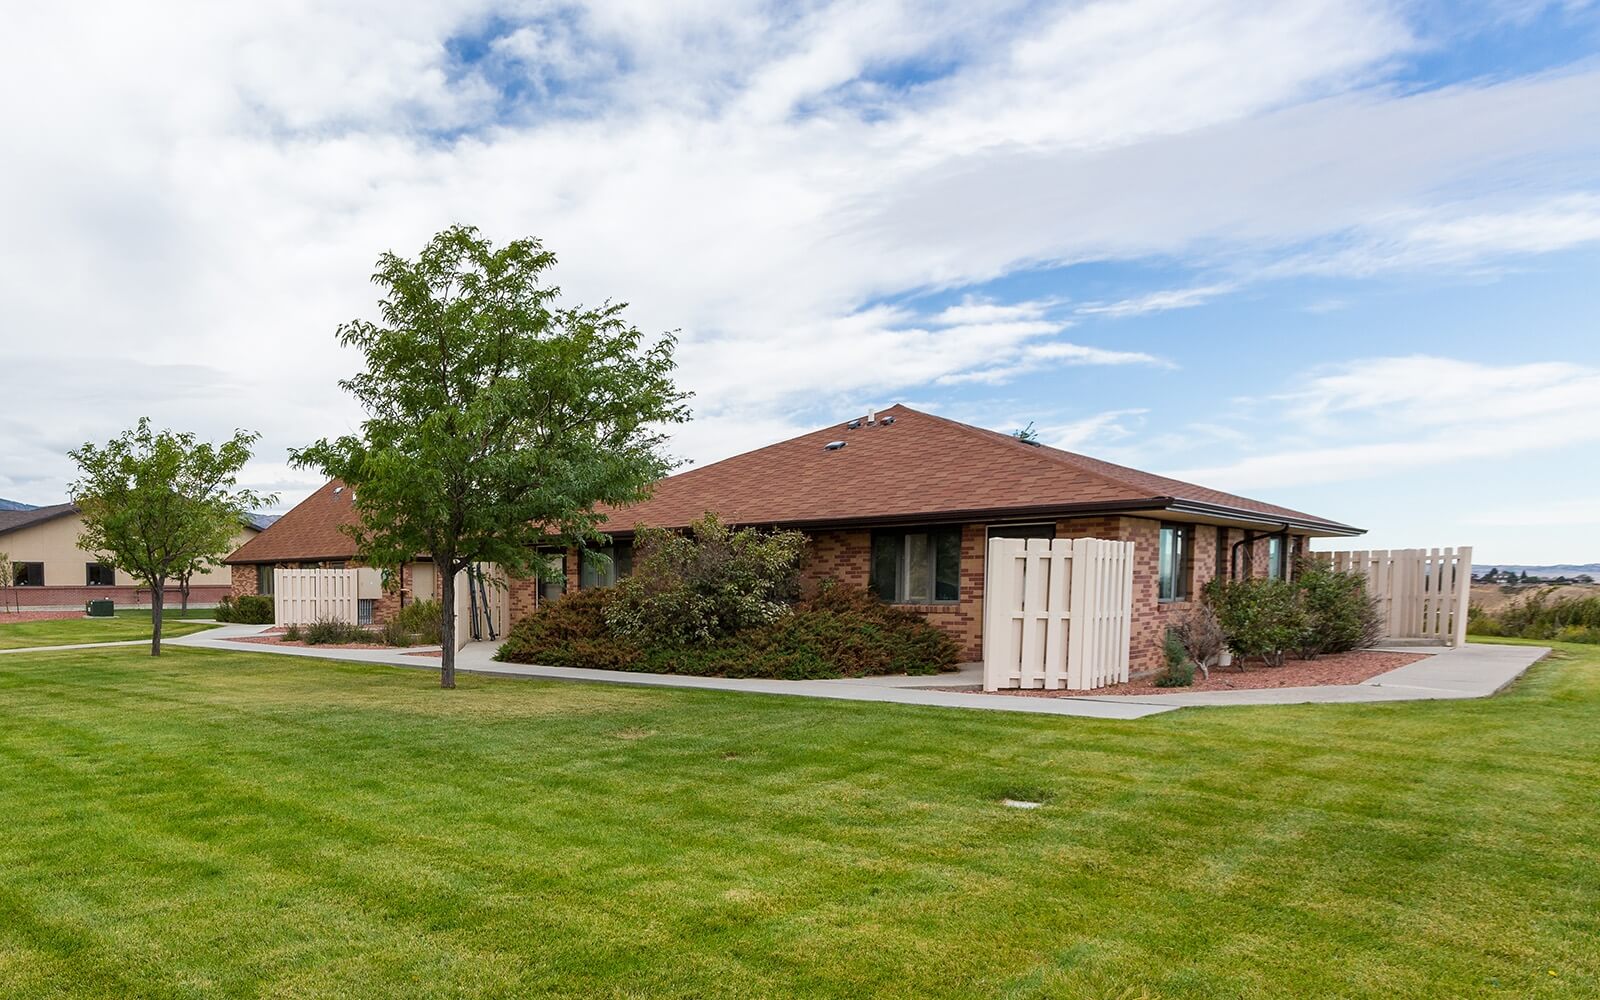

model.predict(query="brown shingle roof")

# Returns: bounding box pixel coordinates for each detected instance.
[600,404,1360,535]
[0,503,80,537]
[225,480,360,563]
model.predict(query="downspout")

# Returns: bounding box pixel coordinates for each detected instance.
[1231,523,1292,579]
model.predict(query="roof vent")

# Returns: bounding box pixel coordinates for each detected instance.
[332,486,344,495]
[847,419,862,430]
[824,440,846,451]
[880,415,895,426]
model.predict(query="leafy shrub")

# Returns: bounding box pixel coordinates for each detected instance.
[395,598,444,645]
[215,593,274,624]
[1153,628,1195,687]
[1205,577,1307,667]
[284,623,302,642]
[1293,557,1383,658]
[1170,604,1225,679]
[302,617,372,645]
[603,514,806,647]
[496,581,958,678]
[380,618,412,647]
[1474,591,1600,641]
[496,589,643,670]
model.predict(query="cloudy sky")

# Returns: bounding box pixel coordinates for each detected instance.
[2,0,1597,564]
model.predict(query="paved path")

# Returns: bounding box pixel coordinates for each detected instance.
[165,628,1550,720]
[1074,643,1548,708]
[0,639,153,655]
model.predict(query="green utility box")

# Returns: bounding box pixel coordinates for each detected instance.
[85,599,115,618]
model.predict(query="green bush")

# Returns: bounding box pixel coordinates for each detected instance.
[603,514,806,647]
[215,594,274,624]
[302,617,372,645]
[496,581,959,678]
[1293,557,1383,658]
[1153,629,1195,687]
[380,618,412,647]
[1205,577,1307,667]
[1474,591,1600,641]
[395,599,444,645]
[284,623,302,642]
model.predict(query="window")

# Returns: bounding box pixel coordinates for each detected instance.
[579,543,632,589]
[85,562,116,586]
[871,527,961,604]
[1158,523,1193,601]
[536,548,567,603]
[258,565,275,595]
[1267,537,1285,580]
[1215,527,1228,579]
[11,562,44,587]
[357,599,375,626]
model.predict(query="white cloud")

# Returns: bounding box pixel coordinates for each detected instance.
[0,1,1597,508]
[1077,282,1239,318]
[1169,357,1600,489]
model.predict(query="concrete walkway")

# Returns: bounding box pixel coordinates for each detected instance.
[0,638,153,655]
[161,627,1549,720]
[1073,643,1548,708]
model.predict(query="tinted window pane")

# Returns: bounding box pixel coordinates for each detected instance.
[934,528,961,601]
[870,533,901,601]
[1158,526,1177,600]
[904,534,932,603]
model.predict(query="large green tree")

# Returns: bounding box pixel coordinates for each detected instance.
[70,419,273,655]
[292,225,690,687]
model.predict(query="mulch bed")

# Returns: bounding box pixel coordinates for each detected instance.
[226,630,397,652]
[983,649,1430,698]
[0,611,88,623]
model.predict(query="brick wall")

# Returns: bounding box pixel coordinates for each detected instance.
[798,525,986,661]
[8,584,231,610]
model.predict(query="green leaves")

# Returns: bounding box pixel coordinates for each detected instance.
[291,225,690,681]
[68,417,273,655]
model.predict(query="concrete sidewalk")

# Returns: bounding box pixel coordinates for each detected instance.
[166,628,1547,719]
[1074,643,1548,708]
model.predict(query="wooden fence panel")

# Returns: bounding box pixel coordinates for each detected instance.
[983,536,1135,691]
[272,568,358,625]
[1315,546,1472,645]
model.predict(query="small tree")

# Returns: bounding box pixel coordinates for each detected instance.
[293,225,689,688]
[69,419,273,655]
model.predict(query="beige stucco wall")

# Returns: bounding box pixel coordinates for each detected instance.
[1,513,255,586]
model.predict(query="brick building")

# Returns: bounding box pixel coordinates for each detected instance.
[227,405,1360,674]
[578,404,1362,674]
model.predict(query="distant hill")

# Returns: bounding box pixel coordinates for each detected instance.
[1474,563,1600,578]
[0,498,38,512]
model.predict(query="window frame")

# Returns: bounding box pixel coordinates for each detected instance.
[357,599,375,626]
[870,526,962,605]
[1266,536,1285,580]
[579,542,633,590]
[12,562,44,587]
[85,562,116,586]
[1157,522,1194,602]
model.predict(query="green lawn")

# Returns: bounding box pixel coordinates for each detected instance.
[111,607,220,621]
[0,614,218,650]
[0,640,1596,998]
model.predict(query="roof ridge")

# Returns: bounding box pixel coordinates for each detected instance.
[887,404,1165,500]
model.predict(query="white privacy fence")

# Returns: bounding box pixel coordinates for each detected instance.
[273,568,358,625]
[1320,546,1473,646]
[983,537,1136,691]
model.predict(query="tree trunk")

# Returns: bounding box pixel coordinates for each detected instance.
[180,575,191,613]
[150,578,166,657]
[439,566,457,689]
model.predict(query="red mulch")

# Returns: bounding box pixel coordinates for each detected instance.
[226,633,396,651]
[0,610,86,623]
[987,649,1430,698]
